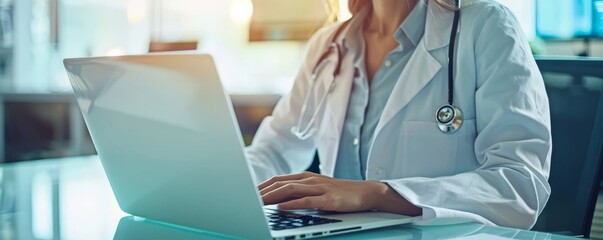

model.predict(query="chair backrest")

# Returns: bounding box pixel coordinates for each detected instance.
[532,57,603,238]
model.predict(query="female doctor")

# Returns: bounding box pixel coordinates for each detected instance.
[246,0,551,229]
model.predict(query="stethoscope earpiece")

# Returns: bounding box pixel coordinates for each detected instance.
[436,105,464,133]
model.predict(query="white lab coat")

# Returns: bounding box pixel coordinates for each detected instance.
[245,0,551,229]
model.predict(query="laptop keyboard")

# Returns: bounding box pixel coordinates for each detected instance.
[266,211,342,231]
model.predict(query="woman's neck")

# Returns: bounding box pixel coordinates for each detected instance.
[366,0,418,36]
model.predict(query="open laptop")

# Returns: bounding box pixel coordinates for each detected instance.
[63,54,413,239]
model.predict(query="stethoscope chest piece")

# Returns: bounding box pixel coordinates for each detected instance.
[436,105,463,133]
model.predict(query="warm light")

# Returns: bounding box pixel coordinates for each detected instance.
[106,47,126,56]
[338,0,352,22]
[127,0,147,24]
[231,0,254,23]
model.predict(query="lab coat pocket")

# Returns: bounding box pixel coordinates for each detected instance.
[401,121,460,177]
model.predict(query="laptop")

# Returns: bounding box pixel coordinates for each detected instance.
[63,54,413,239]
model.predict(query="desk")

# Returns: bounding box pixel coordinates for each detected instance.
[0,156,576,240]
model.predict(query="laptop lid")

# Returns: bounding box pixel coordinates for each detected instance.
[64,54,272,239]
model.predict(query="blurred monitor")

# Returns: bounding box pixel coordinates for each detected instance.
[596,0,603,36]
[536,0,603,39]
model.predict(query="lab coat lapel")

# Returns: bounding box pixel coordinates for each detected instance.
[324,53,355,137]
[374,1,454,134]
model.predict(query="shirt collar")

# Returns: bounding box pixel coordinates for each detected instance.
[396,1,427,47]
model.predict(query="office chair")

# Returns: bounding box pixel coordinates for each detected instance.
[532,57,603,238]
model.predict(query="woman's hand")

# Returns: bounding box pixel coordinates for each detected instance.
[258,172,422,216]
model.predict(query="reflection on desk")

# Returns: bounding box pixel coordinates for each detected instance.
[0,156,125,240]
[0,156,577,240]
[114,216,569,240]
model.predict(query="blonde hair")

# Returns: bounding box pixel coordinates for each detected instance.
[348,0,458,15]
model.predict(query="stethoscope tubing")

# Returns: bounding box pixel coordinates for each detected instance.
[448,6,461,105]
[292,44,341,140]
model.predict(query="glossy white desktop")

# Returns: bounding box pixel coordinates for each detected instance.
[0,156,577,240]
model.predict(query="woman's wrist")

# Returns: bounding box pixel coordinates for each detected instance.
[365,181,422,216]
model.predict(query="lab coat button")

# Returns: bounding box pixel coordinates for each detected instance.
[352,137,359,146]
[384,60,392,67]
[374,167,383,176]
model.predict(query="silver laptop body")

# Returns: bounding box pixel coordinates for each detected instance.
[63,54,412,239]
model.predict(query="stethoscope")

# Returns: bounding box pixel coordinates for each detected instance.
[292,0,463,140]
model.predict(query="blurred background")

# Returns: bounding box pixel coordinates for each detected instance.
[0,0,341,162]
[3,0,602,164]
[0,0,602,163]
